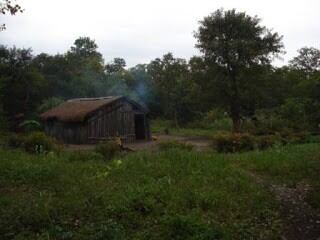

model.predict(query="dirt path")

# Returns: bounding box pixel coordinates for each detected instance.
[245,171,320,240]
[64,134,212,152]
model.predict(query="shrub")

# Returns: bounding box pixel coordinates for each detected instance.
[158,140,194,151]
[8,134,26,148]
[38,97,64,113]
[151,119,174,134]
[304,134,320,143]
[0,111,9,132]
[211,132,255,153]
[68,150,105,162]
[243,109,292,135]
[211,131,313,153]
[286,132,308,144]
[203,109,226,123]
[95,140,121,160]
[18,120,41,133]
[275,130,309,145]
[23,132,59,154]
[212,118,233,131]
[255,135,282,150]
[186,115,232,131]
[278,98,310,129]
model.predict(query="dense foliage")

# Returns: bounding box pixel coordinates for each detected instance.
[195,9,284,131]
[0,9,319,134]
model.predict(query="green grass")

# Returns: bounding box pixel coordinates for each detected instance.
[1,143,319,239]
[0,147,283,240]
[231,143,320,209]
[151,119,232,137]
[232,144,320,184]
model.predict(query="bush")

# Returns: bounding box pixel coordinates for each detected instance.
[38,97,64,113]
[242,109,292,135]
[285,131,308,144]
[186,109,225,129]
[158,140,194,151]
[8,134,26,148]
[255,135,282,150]
[186,110,232,131]
[304,134,320,143]
[68,150,105,162]
[212,132,256,153]
[23,132,59,154]
[279,98,309,129]
[0,111,9,132]
[18,120,41,133]
[95,140,121,160]
[211,131,313,153]
[274,130,309,145]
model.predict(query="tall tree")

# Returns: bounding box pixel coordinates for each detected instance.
[33,37,105,99]
[288,47,320,128]
[148,53,194,125]
[70,37,101,59]
[289,47,320,74]
[31,37,106,101]
[0,46,46,127]
[105,58,126,74]
[195,9,283,132]
[68,37,104,74]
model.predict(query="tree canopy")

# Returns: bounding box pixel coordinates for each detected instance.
[0,10,319,133]
[0,0,23,30]
[195,9,284,131]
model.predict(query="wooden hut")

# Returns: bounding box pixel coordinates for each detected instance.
[40,96,150,144]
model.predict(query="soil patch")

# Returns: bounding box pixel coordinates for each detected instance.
[64,134,212,152]
[246,171,320,240]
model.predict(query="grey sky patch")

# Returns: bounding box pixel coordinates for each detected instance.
[1,0,319,67]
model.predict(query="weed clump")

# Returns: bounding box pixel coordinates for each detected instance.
[163,215,223,239]
[158,140,194,151]
[95,140,121,160]
[23,132,60,154]
[211,131,312,153]
[68,150,105,162]
[8,132,60,154]
[255,134,282,150]
[8,134,25,148]
[212,132,256,153]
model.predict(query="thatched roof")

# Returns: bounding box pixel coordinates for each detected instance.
[41,96,128,122]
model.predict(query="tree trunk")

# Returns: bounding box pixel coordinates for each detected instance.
[231,101,241,133]
[229,68,241,133]
[174,109,179,129]
[231,114,241,133]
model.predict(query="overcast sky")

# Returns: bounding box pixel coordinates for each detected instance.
[1,0,319,67]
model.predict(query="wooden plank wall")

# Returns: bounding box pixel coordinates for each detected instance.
[44,121,88,144]
[44,99,150,144]
[87,99,136,143]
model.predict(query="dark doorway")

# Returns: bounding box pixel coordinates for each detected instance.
[135,114,146,140]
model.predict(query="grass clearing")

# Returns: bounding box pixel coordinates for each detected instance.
[0,143,319,239]
[230,143,320,209]
[0,147,283,240]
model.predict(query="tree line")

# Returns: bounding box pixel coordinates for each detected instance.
[0,9,319,132]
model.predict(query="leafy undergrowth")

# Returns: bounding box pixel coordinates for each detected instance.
[0,148,282,240]
[151,119,230,137]
[232,143,320,209]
